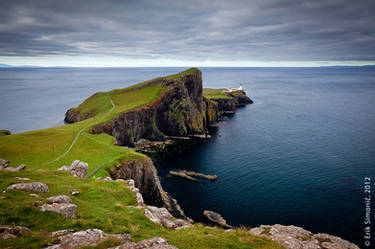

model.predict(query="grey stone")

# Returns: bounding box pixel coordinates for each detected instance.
[203,210,231,229]
[7,182,49,193]
[58,160,88,178]
[109,236,178,249]
[144,206,191,230]
[47,195,72,204]
[249,224,359,249]
[39,203,77,218]
[44,229,131,249]
[0,225,31,239]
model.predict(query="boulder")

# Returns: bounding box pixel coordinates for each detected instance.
[0,158,26,171]
[144,206,191,230]
[44,229,131,249]
[14,177,31,180]
[7,182,49,193]
[70,190,80,196]
[39,203,77,218]
[108,237,178,249]
[249,224,359,249]
[58,160,88,178]
[0,226,31,239]
[47,195,72,204]
[203,210,231,229]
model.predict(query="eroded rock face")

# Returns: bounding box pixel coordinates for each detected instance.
[39,203,77,218]
[145,206,192,230]
[249,224,359,249]
[110,157,189,220]
[7,182,49,193]
[0,226,31,239]
[45,229,131,249]
[58,160,88,178]
[203,210,231,229]
[109,237,178,249]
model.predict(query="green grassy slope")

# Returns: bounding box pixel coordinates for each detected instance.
[0,68,284,249]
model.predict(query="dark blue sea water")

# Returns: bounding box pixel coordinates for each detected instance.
[0,67,374,246]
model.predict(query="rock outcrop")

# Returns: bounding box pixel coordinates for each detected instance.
[145,206,192,230]
[249,224,359,249]
[39,195,77,218]
[45,229,132,249]
[0,226,31,239]
[47,195,72,204]
[58,160,88,178]
[0,158,26,171]
[203,210,231,229]
[109,236,178,249]
[7,182,49,193]
[110,157,189,220]
[39,203,77,218]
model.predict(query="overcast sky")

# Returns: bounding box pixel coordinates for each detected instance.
[1,0,375,67]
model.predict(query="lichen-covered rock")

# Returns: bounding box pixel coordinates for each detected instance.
[145,206,191,230]
[0,226,31,239]
[0,158,26,171]
[58,160,88,178]
[109,237,178,249]
[249,224,359,249]
[203,210,231,229]
[39,203,77,218]
[45,229,131,249]
[7,182,49,193]
[47,195,72,204]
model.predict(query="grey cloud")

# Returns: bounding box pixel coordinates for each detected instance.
[0,0,374,62]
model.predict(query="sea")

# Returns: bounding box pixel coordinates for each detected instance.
[0,67,374,246]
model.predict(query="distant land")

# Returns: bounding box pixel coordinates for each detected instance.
[1,63,375,68]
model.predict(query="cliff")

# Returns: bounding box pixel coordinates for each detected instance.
[66,68,253,147]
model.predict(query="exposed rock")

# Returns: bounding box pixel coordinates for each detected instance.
[249,224,359,249]
[47,195,72,204]
[0,225,31,239]
[7,182,49,193]
[145,206,192,230]
[70,190,79,196]
[203,210,231,229]
[44,229,131,249]
[14,177,31,180]
[109,237,178,249]
[0,158,26,171]
[39,203,77,218]
[170,170,217,181]
[51,230,76,237]
[0,158,9,169]
[58,160,88,178]
[111,157,189,220]
[95,176,113,181]
[30,193,40,198]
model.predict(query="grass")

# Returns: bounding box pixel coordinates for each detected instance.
[0,68,284,248]
[203,88,233,99]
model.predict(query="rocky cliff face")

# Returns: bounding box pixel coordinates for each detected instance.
[110,157,189,220]
[88,69,252,147]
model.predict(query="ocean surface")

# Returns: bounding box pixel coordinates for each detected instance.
[0,67,374,246]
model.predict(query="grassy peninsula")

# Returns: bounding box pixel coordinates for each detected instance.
[0,69,283,249]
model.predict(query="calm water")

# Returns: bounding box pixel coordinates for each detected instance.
[0,67,374,246]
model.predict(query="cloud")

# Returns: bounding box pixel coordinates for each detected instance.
[0,0,374,64]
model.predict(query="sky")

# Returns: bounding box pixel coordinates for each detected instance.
[1,0,375,67]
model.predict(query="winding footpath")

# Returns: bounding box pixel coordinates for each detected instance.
[34,94,115,170]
